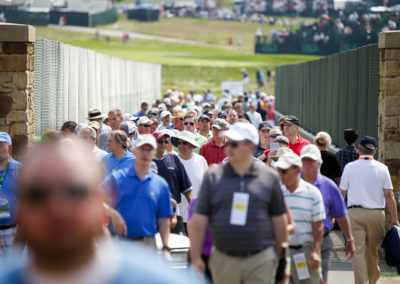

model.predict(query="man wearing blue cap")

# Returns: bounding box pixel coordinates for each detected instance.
[0,132,21,256]
[340,136,399,284]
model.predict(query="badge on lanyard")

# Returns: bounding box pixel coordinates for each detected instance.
[293,253,310,280]
[230,192,249,226]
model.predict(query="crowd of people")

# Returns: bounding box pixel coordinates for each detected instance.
[0,87,398,284]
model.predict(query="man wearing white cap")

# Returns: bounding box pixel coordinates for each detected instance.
[277,152,325,284]
[300,145,354,284]
[171,131,208,231]
[157,111,172,131]
[190,123,288,284]
[104,134,173,255]
[137,116,152,135]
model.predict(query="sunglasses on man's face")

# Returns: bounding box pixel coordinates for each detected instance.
[225,141,239,148]
[277,167,296,174]
[184,122,195,126]
[140,124,151,128]
[157,140,169,145]
[177,141,189,146]
[270,134,281,138]
[21,184,91,205]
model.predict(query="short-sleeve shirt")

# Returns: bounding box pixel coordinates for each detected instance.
[195,161,287,254]
[153,152,192,203]
[102,151,136,176]
[0,158,21,226]
[300,173,347,232]
[104,167,173,237]
[287,134,310,156]
[340,155,393,209]
[336,145,359,171]
[320,150,342,183]
[282,179,326,246]
[199,139,226,165]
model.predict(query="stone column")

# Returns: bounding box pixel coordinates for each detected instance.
[0,24,35,159]
[378,31,400,218]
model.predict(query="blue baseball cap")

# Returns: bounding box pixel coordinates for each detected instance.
[218,111,228,118]
[359,136,377,150]
[0,132,12,145]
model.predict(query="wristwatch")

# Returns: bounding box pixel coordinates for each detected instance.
[346,237,355,243]
[162,245,171,252]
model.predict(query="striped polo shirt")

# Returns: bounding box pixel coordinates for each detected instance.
[282,179,325,246]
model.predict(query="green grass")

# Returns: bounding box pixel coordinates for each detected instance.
[99,15,314,52]
[35,20,320,95]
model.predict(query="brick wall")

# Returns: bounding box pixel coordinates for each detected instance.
[0,24,35,159]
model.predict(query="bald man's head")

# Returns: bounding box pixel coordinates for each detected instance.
[18,141,105,263]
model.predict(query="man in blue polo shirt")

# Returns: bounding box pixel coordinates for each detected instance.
[102,130,135,175]
[104,134,173,255]
[0,132,21,256]
[300,145,355,284]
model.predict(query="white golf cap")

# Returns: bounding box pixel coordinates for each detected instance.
[300,145,322,163]
[171,131,200,148]
[135,134,157,149]
[275,152,302,170]
[160,110,171,118]
[137,116,151,125]
[220,122,259,145]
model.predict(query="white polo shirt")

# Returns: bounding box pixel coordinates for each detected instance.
[340,155,393,209]
[282,179,326,246]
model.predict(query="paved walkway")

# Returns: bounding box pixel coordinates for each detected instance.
[50,25,200,45]
[328,230,400,283]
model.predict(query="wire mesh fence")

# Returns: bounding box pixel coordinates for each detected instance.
[275,44,379,148]
[34,38,161,136]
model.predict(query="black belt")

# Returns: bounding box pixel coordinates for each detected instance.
[289,244,304,250]
[348,205,384,210]
[0,224,16,230]
[218,246,269,257]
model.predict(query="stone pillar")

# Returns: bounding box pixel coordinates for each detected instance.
[0,24,35,159]
[378,31,400,219]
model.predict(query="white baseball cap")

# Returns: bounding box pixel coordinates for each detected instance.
[135,134,157,149]
[220,122,259,145]
[275,152,302,169]
[300,145,322,163]
[160,110,171,118]
[137,116,151,125]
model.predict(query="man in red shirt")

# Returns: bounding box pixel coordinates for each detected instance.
[199,119,228,165]
[283,116,310,156]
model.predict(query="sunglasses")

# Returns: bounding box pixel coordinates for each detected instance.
[157,140,169,144]
[140,124,151,128]
[21,184,91,204]
[270,134,281,138]
[184,122,195,126]
[226,141,239,148]
[177,141,189,146]
[277,167,296,174]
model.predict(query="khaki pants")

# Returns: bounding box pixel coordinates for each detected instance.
[348,208,385,284]
[289,244,321,284]
[209,246,277,284]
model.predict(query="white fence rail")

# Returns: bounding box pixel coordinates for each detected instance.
[34,37,161,135]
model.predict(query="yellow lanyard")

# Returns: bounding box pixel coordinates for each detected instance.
[359,157,373,160]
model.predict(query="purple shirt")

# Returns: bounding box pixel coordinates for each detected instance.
[300,173,347,232]
[188,198,212,256]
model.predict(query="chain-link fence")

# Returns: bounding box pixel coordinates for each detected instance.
[34,38,161,136]
[275,44,379,148]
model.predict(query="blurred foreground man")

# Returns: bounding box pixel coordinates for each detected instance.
[0,141,197,284]
[0,132,21,256]
[190,123,288,284]
[340,136,399,284]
